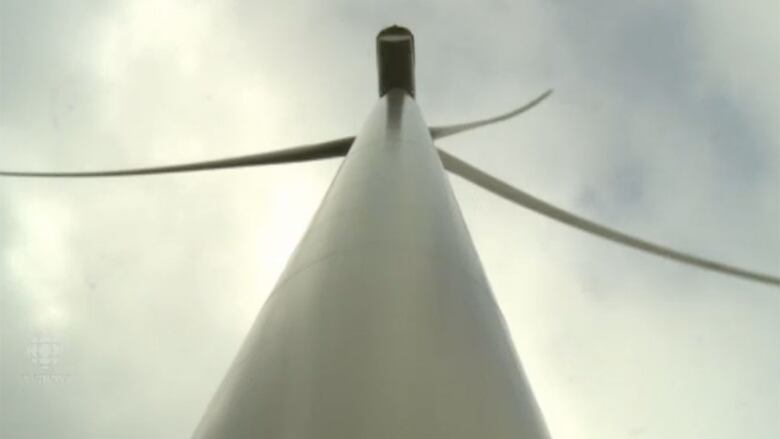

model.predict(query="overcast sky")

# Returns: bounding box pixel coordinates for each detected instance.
[1,1,778,438]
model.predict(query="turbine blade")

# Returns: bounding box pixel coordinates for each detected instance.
[429,89,553,140]
[0,136,354,178]
[438,149,780,288]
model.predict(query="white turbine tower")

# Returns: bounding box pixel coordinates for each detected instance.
[2,26,777,438]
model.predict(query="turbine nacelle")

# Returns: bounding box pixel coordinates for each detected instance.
[377,25,415,97]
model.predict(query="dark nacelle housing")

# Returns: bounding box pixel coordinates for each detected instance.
[376,26,415,97]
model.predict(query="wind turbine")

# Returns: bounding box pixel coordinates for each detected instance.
[2,26,778,438]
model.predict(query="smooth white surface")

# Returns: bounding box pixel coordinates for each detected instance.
[192,91,550,438]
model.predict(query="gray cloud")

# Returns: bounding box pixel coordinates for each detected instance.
[1,1,778,438]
